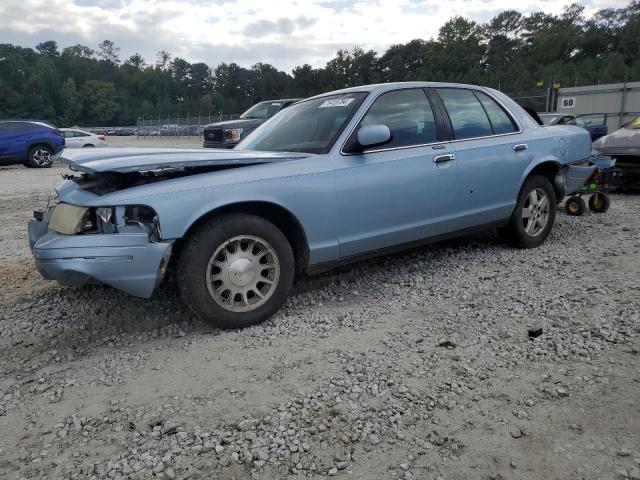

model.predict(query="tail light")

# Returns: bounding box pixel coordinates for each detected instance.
[97,135,106,141]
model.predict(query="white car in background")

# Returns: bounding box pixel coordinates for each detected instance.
[61,129,107,148]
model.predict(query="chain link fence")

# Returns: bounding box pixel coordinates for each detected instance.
[505,88,552,113]
[135,113,240,137]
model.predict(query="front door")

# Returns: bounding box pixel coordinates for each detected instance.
[333,88,459,258]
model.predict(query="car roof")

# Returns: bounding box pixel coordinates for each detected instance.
[0,119,55,127]
[304,81,511,100]
[256,98,301,103]
[61,128,91,133]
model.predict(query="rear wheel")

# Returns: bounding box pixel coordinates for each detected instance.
[82,144,95,148]
[177,214,295,329]
[26,145,53,168]
[499,174,556,248]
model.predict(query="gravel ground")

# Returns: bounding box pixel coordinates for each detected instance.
[0,155,639,480]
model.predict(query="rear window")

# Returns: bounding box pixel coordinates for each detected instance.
[475,92,517,134]
[436,88,493,139]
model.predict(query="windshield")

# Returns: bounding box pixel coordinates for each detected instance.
[540,115,560,125]
[240,101,284,120]
[627,116,640,129]
[236,92,368,154]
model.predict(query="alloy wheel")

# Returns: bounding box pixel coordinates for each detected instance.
[521,187,550,236]
[32,148,52,166]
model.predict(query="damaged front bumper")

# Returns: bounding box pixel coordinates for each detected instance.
[28,210,173,298]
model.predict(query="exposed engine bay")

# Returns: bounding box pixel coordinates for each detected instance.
[63,163,259,195]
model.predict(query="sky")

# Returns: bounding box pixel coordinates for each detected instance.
[0,0,631,72]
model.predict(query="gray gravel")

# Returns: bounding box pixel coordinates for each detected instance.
[0,163,639,479]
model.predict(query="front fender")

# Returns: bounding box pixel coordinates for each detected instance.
[173,193,298,239]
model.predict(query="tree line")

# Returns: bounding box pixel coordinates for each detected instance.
[1,2,639,127]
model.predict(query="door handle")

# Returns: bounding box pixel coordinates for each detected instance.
[433,153,455,163]
[513,143,528,152]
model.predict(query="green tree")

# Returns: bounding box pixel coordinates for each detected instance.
[59,78,82,126]
[1,2,639,126]
[81,80,120,124]
[97,40,120,65]
[36,41,59,57]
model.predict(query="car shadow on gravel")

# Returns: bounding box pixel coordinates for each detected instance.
[2,229,505,361]
[294,229,503,293]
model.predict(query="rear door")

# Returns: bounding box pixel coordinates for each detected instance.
[73,130,94,146]
[63,130,82,147]
[432,88,531,228]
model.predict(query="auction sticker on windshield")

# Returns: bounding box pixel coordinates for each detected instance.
[319,97,355,108]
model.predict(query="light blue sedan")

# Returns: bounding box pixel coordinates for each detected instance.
[28,82,594,328]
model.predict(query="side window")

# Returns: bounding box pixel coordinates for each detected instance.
[359,89,438,149]
[575,114,605,127]
[558,116,576,125]
[474,92,518,134]
[4,122,28,133]
[75,131,90,137]
[437,88,494,139]
[62,131,74,138]
[15,122,34,131]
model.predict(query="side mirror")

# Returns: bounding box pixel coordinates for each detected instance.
[357,124,391,149]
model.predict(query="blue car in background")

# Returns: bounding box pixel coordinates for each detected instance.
[28,82,594,329]
[0,120,65,168]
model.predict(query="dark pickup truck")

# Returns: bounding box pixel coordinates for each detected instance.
[203,99,300,149]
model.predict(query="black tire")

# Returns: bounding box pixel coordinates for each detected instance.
[565,196,586,216]
[177,214,295,329]
[588,193,610,213]
[26,145,53,168]
[83,144,95,148]
[498,174,557,248]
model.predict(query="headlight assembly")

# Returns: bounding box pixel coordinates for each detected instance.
[224,128,244,142]
[48,203,160,238]
[48,204,90,235]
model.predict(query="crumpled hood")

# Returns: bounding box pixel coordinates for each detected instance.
[61,148,311,174]
[593,126,640,153]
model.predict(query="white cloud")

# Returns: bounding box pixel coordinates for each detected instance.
[0,0,631,71]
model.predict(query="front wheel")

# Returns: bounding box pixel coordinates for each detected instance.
[499,174,556,248]
[177,214,295,329]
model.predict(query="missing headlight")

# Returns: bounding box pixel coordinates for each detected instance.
[96,207,114,224]
[125,206,162,240]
